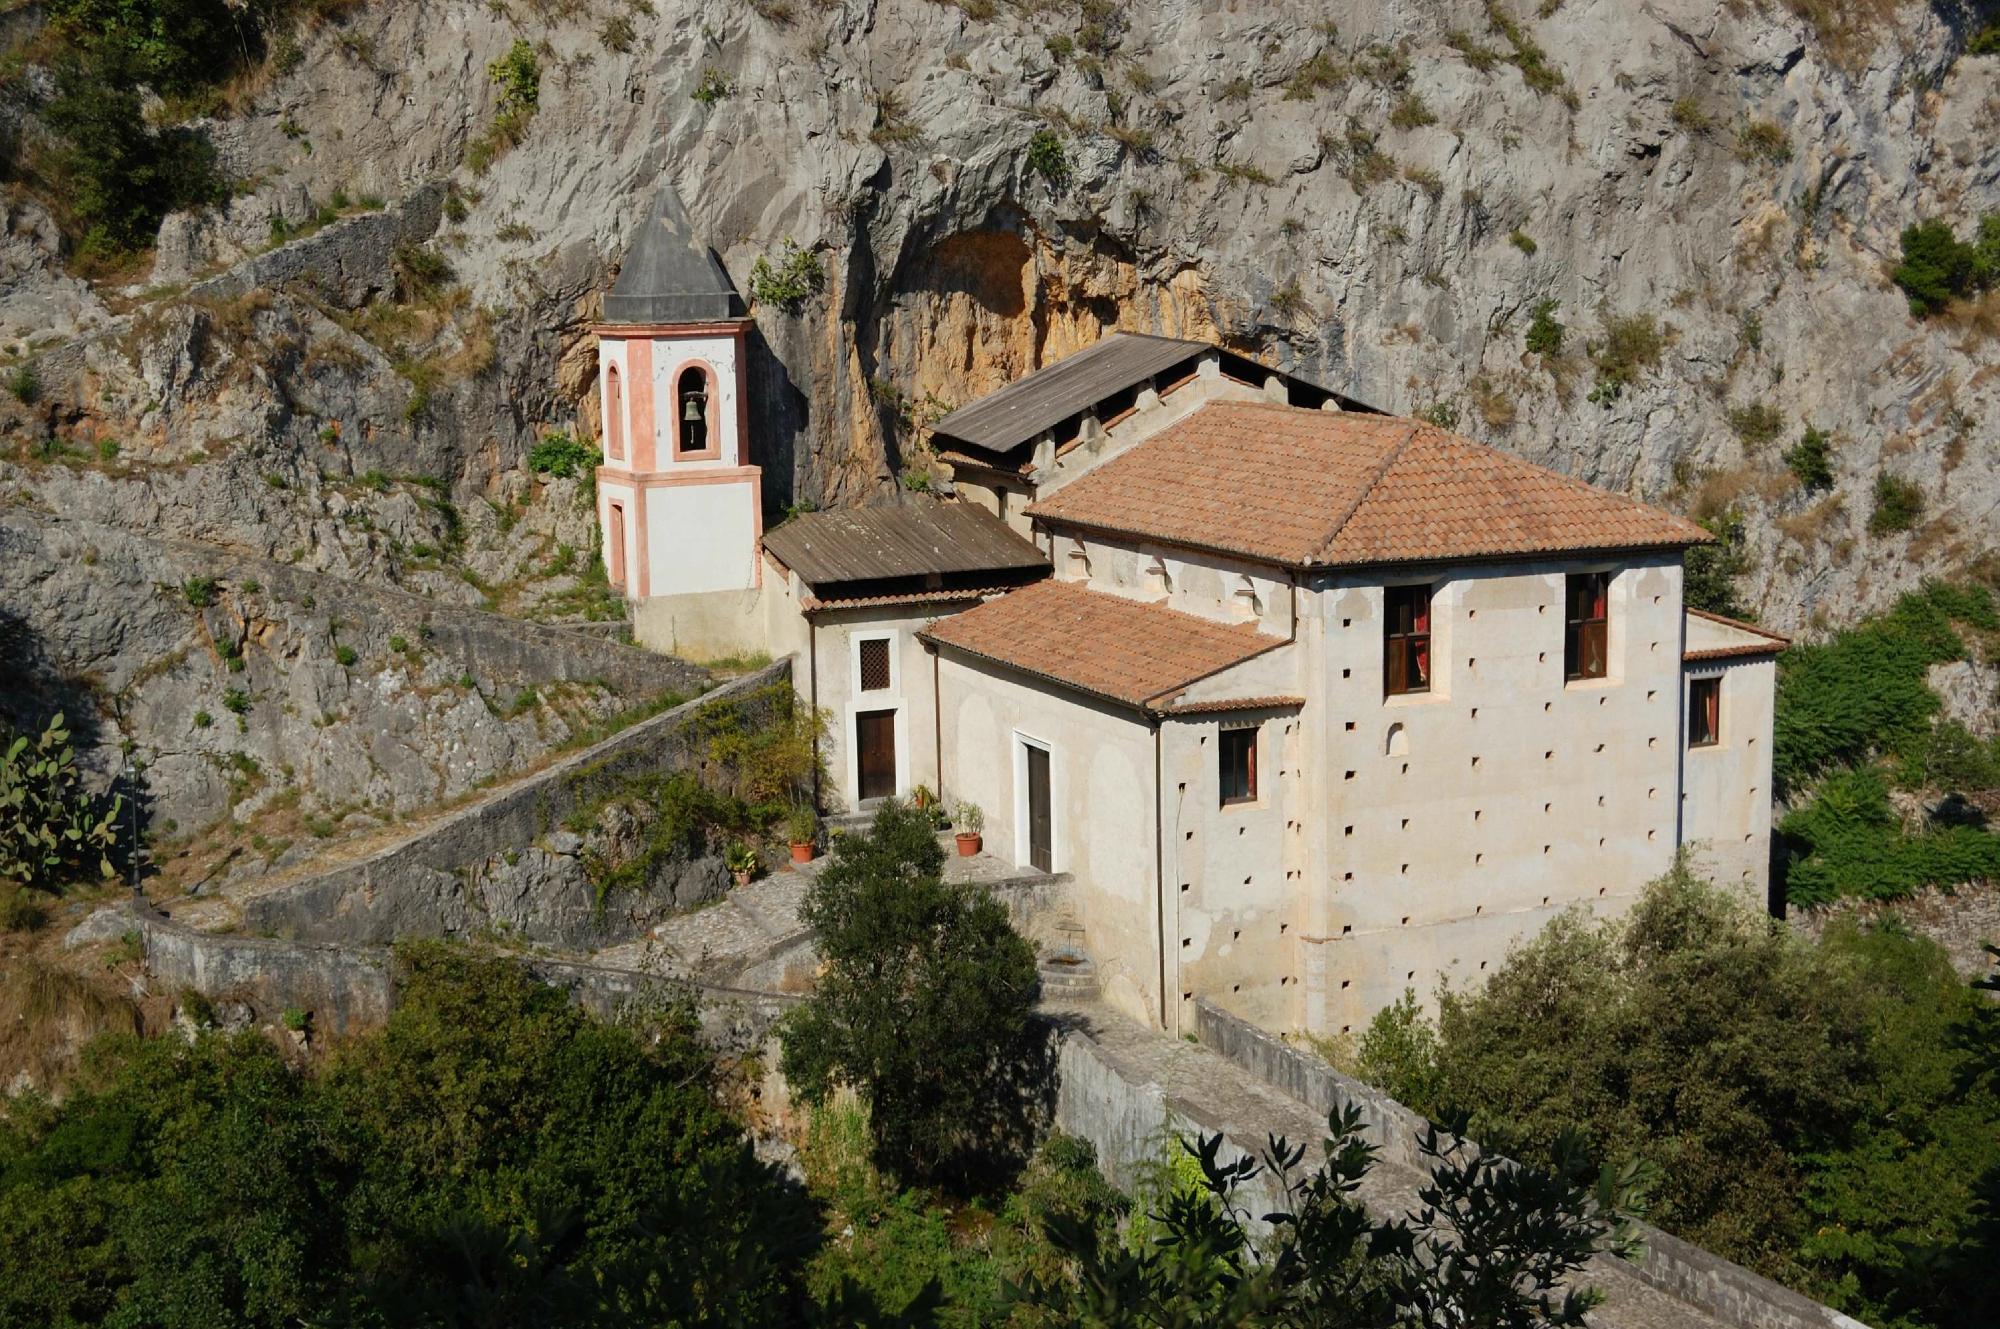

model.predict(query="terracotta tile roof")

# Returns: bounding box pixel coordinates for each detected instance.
[1024,400,1711,569]
[1684,608,1790,662]
[918,579,1287,712]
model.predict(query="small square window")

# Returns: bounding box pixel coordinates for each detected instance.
[1218,725,1258,805]
[1688,676,1721,747]
[858,637,892,692]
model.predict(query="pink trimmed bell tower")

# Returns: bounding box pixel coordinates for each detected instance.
[593,185,762,617]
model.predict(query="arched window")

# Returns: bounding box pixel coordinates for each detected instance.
[677,366,711,456]
[1385,722,1408,757]
[604,365,625,462]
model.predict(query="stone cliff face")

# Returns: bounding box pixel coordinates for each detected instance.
[3,0,1997,811]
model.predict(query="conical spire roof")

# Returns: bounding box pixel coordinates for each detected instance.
[602,183,743,324]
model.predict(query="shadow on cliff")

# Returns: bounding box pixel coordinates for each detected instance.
[0,608,151,880]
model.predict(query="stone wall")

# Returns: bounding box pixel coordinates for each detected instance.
[1791,880,2000,983]
[126,901,798,1042]
[1188,1000,1869,1329]
[240,661,791,943]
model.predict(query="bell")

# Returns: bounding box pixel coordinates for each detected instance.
[682,394,705,421]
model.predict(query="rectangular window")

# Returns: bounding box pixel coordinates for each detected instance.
[858,637,892,692]
[1383,584,1433,697]
[1564,572,1610,681]
[1218,725,1258,806]
[1688,676,1721,747]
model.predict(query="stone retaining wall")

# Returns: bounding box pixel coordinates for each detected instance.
[240,661,790,943]
[1189,999,1869,1329]
[129,901,798,1042]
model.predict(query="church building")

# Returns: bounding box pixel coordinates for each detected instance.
[590,187,1785,1038]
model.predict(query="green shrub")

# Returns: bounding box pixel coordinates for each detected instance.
[1027,128,1069,186]
[1892,214,2000,316]
[1868,473,1924,536]
[181,575,217,608]
[7,366,39,404]
[1508,228,1537,254]
[1684,509,1753,619]
[1784,424,1834,488]
[691,65,733,106]
[1524,297,1564,357]
[222,688,251,714]
[488,38,541,112]
[1727,401,1785,446]
[0,882,50,932]
[0,713,122,892]
[1972,21,2000,55]
[333,644,357,667]
[1360,867,2000,1329]
[1388,91,1435,129]
[1781,766,2000,905]
[1773,581,1995,788]
[527,429,599,478]
[748,238,825,313]
[0,946,820,1324]
[1587,312,1665,401]
[391,243,454,301]
[192,710,212,729]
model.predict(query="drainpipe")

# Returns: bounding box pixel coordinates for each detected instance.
[1673,586,1688,860]
[1153,716,1167,1029]
[929,643,943,799]
[808,617,821,810]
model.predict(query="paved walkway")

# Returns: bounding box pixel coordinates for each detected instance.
[1044,997,1730,1329]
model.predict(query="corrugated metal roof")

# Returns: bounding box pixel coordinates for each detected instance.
[761,500,1047,588]
[929,333,1211,452]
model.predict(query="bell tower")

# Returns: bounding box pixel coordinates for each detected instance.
[593,184,763,637]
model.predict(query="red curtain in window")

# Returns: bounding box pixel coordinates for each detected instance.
[1702,679,1720,741]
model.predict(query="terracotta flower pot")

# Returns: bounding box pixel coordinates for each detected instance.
[732,868,753,888]
[789,841,814,864]
[955,832,982,857]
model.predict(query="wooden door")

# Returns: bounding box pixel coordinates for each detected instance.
[856,709,897,801]
[1026,742,1052,873]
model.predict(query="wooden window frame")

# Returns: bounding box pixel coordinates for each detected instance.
[858,636,892,693]
[1383,583,1434,697]
[1218,724,1259,807]
[1688,676,1721,748]
[1564,571,1610,682]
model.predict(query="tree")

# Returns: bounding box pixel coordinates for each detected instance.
[1682,509,1753,620]
[0,945,820,1327]
[779,798,1042,1188]
[1010,1105,1634,1327]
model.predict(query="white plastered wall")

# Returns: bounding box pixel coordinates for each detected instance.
[1051,532,1298,638]
[650,331,744,468]
[806,605,947,812]
[643,483,757,594]
[937,655,1162,1028]
[1680,656,1776,902]
[1300,553,1690,1037]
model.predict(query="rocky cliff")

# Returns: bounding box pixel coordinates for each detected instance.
[3,0,1997,814]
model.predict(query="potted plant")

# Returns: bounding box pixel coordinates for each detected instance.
[725,841,758,887]
[785,802,819,864]
[911,783,937,813]
[952,800,984,857]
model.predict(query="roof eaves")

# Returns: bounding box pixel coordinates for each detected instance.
[1686,606,1791,646]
